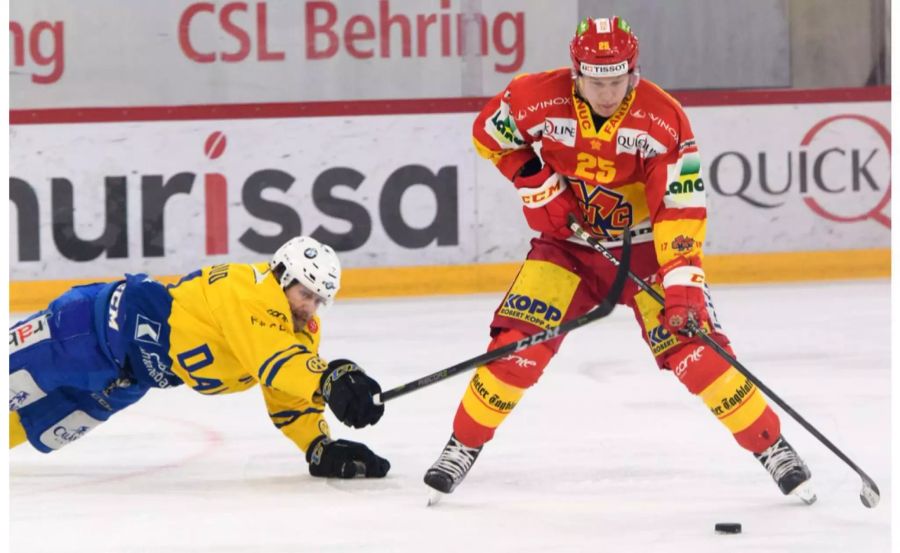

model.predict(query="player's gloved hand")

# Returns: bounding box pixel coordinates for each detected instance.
[320,359,385,428]
[659,256,709,338]
[306,436,391,478]
[513,158,580,240]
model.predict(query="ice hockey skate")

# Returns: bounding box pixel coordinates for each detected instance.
[424,434,483,505]
[755,436,816,504]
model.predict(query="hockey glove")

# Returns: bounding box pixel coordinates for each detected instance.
[513,158,580,240]
[659,256,709,337]
[306,436,391,478]
[320,359,385,428]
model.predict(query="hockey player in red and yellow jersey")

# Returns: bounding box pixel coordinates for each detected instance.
[10,236,390,479]
[425,16,814,503]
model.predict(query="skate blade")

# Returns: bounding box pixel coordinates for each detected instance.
[790,481,817,505]
[427,488,446,507]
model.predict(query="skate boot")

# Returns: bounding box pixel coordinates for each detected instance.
[424,434,483,504]
[754,436,816,505]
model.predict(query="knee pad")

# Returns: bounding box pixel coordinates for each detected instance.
[484,328,554,389]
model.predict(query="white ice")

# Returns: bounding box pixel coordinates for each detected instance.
[10,280,892,552]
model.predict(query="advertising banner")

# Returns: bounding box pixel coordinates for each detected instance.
[10,0,574,108]
[10,98,890,282]
[691,101,891,253]
[10,114,488,279]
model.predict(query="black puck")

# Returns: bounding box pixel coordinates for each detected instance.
[715,522,742,534]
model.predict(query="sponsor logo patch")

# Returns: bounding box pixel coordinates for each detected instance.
[470,372,518,413]
[673,346,704,378]
[647,325,677,355]
[139,346,177,388]
[516,96,570,120]
[647,111,678,138]
[39,410,102,450]
[580,60,628,77]
[107,283,126,331]
[501,354,537,369]
[9,370,46,411]
[485,96,526,148]
[664,153,706,208]
[710,378,756,417]
[134,314,162,345]
[10,314,52,354]
[616,127,666,158]
[499,294,563,328]
[543,118,577,147]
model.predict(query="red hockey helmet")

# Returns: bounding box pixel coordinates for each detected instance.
[569,16,639,79]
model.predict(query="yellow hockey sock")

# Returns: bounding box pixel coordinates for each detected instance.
[10,411,27,449]
[460,366,526,430]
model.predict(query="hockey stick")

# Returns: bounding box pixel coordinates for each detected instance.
[567,214,880,509]
[373,224,632,405]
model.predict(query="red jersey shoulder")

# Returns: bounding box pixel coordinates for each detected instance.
[506,68,574,130]
[631,79,691,146]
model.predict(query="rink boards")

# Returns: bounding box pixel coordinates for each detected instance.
[9,89,891,311]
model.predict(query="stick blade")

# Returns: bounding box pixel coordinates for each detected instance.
[860,480,880,508]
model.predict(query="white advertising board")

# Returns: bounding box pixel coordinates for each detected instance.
[10,0,575,108]
[9,100,890,281]
[690,101,890,253]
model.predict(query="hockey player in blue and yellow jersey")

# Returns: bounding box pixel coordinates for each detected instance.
[9,236,390,479]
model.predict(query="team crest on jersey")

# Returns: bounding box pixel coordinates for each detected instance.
[306,355,328,374]
[671,235,696,253]
[570,179,633,239]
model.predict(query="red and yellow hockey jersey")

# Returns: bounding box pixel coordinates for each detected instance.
[167,263,330,453]
[473,68,706,266]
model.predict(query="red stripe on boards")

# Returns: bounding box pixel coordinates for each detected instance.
[9,87,890,125]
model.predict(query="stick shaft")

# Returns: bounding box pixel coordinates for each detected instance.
[374,224,633,405]
[568,221,880,501]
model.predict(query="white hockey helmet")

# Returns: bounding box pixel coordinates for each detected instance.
[270,236,341,303]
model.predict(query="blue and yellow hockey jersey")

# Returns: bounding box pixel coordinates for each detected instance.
[164,262,331,453]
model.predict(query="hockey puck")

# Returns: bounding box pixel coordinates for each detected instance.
[715,523,742,534]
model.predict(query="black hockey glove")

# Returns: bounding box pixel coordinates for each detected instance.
[306,436,391,478]
[320,359,385,428]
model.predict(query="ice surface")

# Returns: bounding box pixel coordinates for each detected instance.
[10,280,891,552]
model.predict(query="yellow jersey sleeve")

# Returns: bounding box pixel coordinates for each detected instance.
[261,384,330,453]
